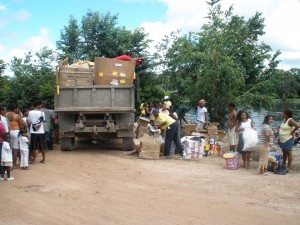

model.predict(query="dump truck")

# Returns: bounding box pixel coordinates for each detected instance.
[54,57,136,151]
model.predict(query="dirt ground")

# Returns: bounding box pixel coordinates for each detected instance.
[1,140,300,225]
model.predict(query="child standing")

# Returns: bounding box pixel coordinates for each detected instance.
[0,133,14,181]
[19,129,30,170]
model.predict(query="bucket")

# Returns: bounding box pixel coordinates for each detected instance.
[225,154,240,170]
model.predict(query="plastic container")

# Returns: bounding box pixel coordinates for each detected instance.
[225,154,240,170]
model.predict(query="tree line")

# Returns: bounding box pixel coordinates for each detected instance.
[0,0,299,125]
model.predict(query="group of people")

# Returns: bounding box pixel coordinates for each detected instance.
[227,102,300,174]
[139,97,209,158]
[0,100,57,181]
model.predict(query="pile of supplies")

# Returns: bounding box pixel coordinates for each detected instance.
[223,152,240,170]
[181,136,205,159]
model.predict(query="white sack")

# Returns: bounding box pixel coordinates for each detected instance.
[242,128,258,151]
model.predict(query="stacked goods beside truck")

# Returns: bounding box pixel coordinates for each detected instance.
[54,57,136,151]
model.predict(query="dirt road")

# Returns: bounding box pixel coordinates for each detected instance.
[1,141,300,225]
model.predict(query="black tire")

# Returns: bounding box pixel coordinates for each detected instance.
[60,137,75,151]
[122,137,134,151]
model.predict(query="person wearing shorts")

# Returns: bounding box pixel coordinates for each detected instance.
[6,103,23,168]
[279,109,300,170]
[28,100,46,164]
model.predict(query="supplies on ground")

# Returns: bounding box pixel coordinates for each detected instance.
[181,136,205,159]
[137,134,162,160]
[183,124,196,136]
[223,152,240,170]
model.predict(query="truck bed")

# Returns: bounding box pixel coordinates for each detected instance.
[55,85,135,113]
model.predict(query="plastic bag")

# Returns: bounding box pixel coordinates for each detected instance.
[242,128,258,151]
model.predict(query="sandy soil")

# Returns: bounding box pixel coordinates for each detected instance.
[0,140,300,225]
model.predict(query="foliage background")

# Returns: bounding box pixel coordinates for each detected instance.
[0,1,299,125]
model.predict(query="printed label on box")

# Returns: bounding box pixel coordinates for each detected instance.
[120,72,126,77]
[110,79,119,86]
[120,79,126,84]
[99,72,104,77]
[113,71,118,76]
[114,63,123,67]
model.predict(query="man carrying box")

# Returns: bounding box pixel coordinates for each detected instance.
[152,108,184,158]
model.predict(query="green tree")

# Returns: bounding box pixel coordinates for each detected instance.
[56,9,158,111]
[288,68,300,97]
[56,15,81,64]
[155,1,281,124]
[0,59,7,102]
[0,59,6,75]
[5,47,56,108]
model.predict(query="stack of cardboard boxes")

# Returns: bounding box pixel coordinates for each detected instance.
[59,67,94,87]
[94,57,135,86]
[59,57,136,87]
[134,117,162,160]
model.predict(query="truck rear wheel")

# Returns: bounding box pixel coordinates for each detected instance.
[122,137,134,151]
[60,137,75,151]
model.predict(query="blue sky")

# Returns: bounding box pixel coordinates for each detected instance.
[0,0,167,54]
[1,0,300,73]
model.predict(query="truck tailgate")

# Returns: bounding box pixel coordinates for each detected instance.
[55,85,135,112]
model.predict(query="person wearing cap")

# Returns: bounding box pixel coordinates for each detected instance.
[152,108,184,158]
[195,99,208,132]
[164,96,172,110]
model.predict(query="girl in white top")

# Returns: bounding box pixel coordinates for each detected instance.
[19,129,30,170]
[0,133,14,181]
[235,110,254,169]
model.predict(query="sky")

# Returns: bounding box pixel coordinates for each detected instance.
[1,0,300,74]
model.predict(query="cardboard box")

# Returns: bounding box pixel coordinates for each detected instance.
[185,139,199,148]
[183,124,196,136]
[133,139,142,152]
[139,135,161,159]
[137,117,150,127]
[207,125,218,137]
[184,124,196,131]
[94,57,135,85]
[59,67,94,86]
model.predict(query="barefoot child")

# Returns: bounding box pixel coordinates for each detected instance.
[19,129,30,170]
[0,133,14,181]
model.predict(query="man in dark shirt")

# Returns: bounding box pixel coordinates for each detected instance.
[176,105,192,128]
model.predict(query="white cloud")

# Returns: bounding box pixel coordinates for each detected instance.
[141,0,300,69]
[14,9,30,22]
[1,28,55,76]
[5,27,55,60]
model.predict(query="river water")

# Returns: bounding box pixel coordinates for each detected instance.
[186,100,300,133]
[248,100,300,133]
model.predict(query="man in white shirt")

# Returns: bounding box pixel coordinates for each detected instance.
[195,99,208,132]
[28,100,46,164]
